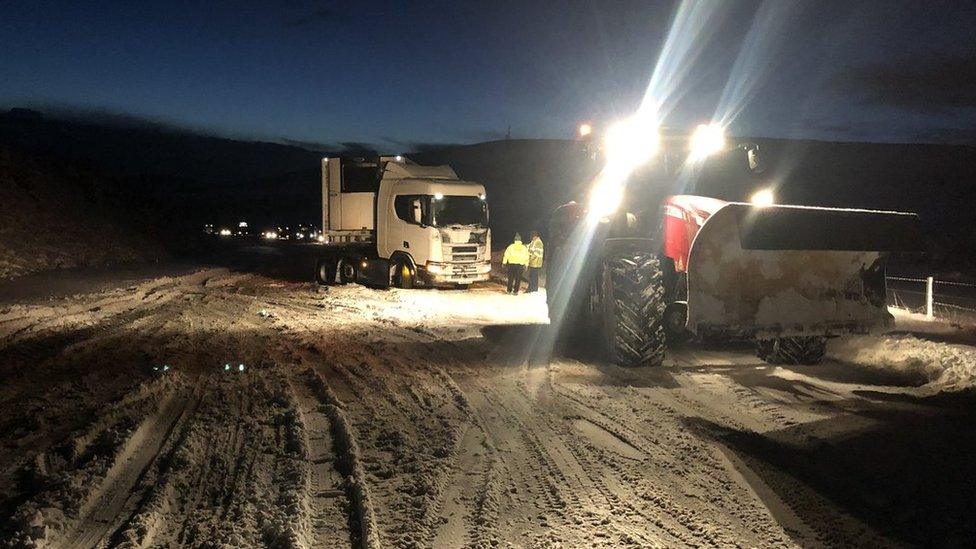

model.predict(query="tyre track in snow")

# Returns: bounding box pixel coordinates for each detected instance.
[287,370,355,548]
[550,364,817,547]
[272,310,473,547]
[0,274,223,537]
[61,384,203,548]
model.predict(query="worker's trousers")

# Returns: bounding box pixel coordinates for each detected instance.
[507,264,525,294]
[527,267,541,292]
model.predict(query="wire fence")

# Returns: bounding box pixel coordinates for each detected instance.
[886,276,976,324]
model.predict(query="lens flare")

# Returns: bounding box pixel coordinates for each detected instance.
[750,188,775,207]
[688,123,726,160]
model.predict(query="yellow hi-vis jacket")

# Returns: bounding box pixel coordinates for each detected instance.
[527,237,544,268]
[502,241,529,266]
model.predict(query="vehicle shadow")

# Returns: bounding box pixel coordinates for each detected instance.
[684,389,976,547]
[479,324,681,388]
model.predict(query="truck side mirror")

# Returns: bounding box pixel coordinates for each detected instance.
[411,199,423,225]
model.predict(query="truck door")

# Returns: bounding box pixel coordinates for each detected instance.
[390,194,433,265]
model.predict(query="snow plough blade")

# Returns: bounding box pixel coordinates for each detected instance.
[685,203,923,338]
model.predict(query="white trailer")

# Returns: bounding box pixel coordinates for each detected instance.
[314,155,492,288]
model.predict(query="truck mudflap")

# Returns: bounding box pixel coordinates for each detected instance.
[685,203,923,338]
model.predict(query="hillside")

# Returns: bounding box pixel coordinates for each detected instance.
[2,109,976,271]
[0,149,162,279]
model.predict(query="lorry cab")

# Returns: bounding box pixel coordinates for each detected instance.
[378,165,490,284]
[318,155,491,287]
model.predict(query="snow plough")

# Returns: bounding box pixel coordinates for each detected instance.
[546,122,923,366]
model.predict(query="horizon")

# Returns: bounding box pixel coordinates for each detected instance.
[5,105,976,155]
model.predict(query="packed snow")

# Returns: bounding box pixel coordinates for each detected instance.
[2,270,975,547]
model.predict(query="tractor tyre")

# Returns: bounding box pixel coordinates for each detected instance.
[756,336,827,365]
[600,251,667,367]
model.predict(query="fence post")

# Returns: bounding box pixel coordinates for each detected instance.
[926,276,934,320]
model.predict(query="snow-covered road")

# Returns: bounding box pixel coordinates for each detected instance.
[2,269,974,547]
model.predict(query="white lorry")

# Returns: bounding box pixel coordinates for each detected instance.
[313,155,492,288]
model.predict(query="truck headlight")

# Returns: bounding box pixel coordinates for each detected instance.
[426,262,447,275]
[477,263,492,274]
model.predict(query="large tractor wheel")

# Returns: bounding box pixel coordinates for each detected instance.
[600,251,667,367]
[756,336,827,365]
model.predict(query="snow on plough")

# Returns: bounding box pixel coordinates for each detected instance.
[546,123,923,366]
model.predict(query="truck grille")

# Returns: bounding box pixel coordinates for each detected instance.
[443,244,482,263]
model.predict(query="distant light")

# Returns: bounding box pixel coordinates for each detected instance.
[479,193,486,200]
[238,364,245,372]
[224,363,231,371]
[317,234,326,243]
[750,188,775,207]
[578,123,593,138]
[394,155,404,162]
[238,221,248,228]
[322,157,329,164]
[688,123,726,161]
[361,260,368,269]
[296,232,304,239]
[434,193,444,200]
[219,228,232,236]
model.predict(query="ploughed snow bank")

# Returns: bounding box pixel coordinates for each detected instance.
[827,308,976,392]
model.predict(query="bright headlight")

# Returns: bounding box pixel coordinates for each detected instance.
[689,123,726,161]
[587,181,625,221]
[603,113,659,170]
[426,263,446,275]
[750,188,775,207]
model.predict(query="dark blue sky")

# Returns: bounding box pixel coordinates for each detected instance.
[3,0,975,150]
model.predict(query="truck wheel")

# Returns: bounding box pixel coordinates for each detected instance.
[338,258,357,284]
[600,251,666,367]
[315,259,336,285]
[756,336,827,365]
[392,259,415,289]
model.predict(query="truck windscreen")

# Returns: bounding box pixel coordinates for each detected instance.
[431,196,488,227]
